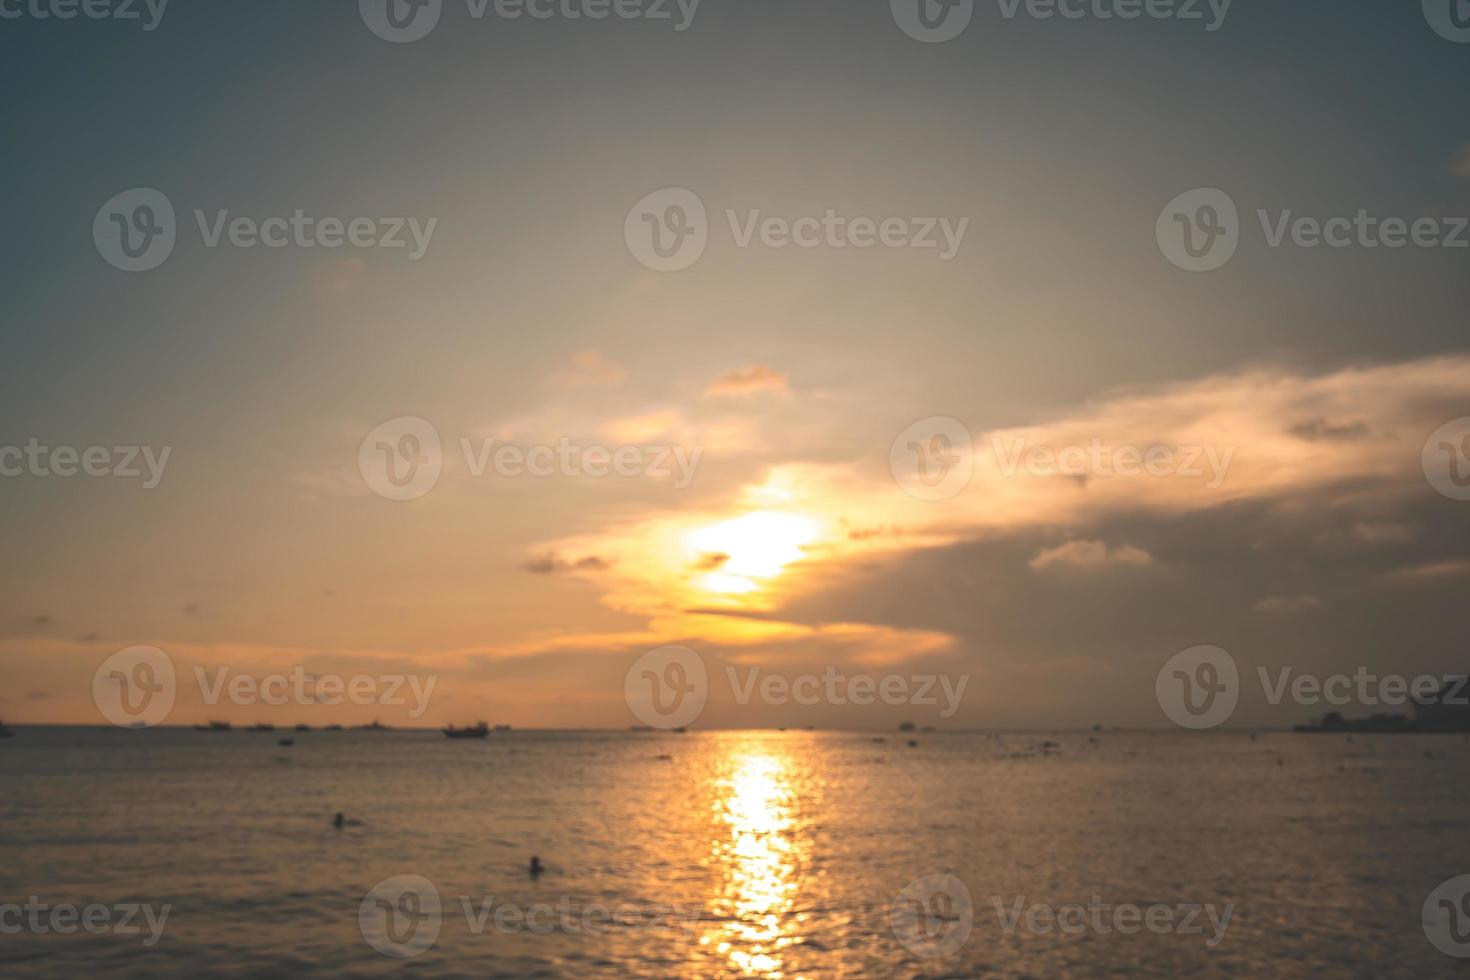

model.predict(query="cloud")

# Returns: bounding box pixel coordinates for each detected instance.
[598,409,688,444]
[523,553,611,575]
[1252,594,1324,615]
[517,353,1470,700]
[1384,559,1470,581]
[705,365,790,398]
[1349,521,1416,545]
[550,350,626,390]
[1287,417,1370,442]
[1029,540,1153,571]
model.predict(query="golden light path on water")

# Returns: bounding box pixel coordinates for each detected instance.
[701,748,808,979]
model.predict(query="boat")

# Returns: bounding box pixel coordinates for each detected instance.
[294,724,311,732]
[194,720,232,731]
[355,720,391,731]
[278,738,295,747]
[1295,682,1470,734]
[324,724,344,731]
[493,724,511,732]
[443,721,490,739]
[247,723,275,732]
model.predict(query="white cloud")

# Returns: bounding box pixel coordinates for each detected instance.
[1029,540,1153,571]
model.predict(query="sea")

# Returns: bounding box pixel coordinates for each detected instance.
[1,727,1466,978]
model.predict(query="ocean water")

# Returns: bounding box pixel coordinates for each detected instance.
[1,727,1466,978]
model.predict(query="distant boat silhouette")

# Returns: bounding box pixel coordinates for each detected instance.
[278,738,295,747]
[443,722,490,739]
[1295,680,1470,733]
[494,724,511,732]
[294,724,311,732]
[248,723,275,732]
[194,720,232,731]
[324,724,344,731]
[354,720,390,731]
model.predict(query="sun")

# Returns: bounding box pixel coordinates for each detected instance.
[685,511,819,595]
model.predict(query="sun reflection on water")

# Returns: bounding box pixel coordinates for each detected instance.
[702,750,807,978]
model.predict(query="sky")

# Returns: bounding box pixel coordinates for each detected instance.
[2,0,1468,729]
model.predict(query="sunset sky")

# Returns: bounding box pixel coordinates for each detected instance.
[2,2,1468,728]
